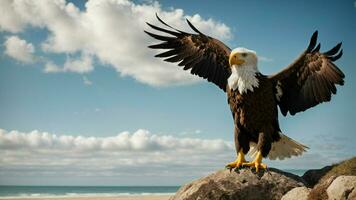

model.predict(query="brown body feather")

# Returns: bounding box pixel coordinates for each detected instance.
[145,15,344,159]
[228,74,281,157]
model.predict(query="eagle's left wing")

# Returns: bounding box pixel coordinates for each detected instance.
[269,31,345,116]
[144,14,232,92]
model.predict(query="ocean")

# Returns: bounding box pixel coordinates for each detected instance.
[0,169,307,198]
[0,186,179,198]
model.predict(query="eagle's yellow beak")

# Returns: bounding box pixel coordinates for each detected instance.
[229,53,245,66]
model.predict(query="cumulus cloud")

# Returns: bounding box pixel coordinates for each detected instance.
[4,35,35,63]
[0,129,231,152]
[0,128,234,184]
[43,53,94,74]
[43,61,62,73]
[0,128,353,184]
[0,0,26,32]
[63,53,94,74]
[0,0,232,87]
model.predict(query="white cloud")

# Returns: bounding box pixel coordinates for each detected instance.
[0,128,353,185]
[0,0,26,32]
[44,61,62,73]
[0,0,232,87]
[43,53,94,74]
[0,129,231,152]
[63,53,94,74]
[0,128,234,183]
[4,35,35,63]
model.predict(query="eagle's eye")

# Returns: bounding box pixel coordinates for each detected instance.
[241,53,247,57]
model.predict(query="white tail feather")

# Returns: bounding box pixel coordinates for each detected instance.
[247,132,308,160]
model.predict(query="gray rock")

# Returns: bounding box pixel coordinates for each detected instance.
[326,176,356,200]
[308,176,337,200]
[170,168,306,200]
[281,187,310,200]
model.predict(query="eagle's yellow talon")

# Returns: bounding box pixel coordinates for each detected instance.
[260,163,267,169]
[225,149,246,169]
[242,151,267,172]
[242,161,267,172]
[226,160,244,169]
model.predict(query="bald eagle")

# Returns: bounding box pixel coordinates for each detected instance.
[145,15,344,172]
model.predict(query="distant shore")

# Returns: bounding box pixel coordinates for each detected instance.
[0,195,171,200]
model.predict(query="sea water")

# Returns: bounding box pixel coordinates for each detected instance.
[0,186,179,198]
[0,169,307,198]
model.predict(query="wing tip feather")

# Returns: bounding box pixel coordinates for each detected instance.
[324,42,342,56]
[186,18,204,35]
[330,49,343,61]
[312,43,321,53]
[307,30,318,52]
[155,13,187,34]
[146,13,231,93]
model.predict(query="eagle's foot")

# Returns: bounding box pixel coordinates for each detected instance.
[242,161,267,173]
[225,159,246,170]
[225,150,246,171]
[242,151,267,173]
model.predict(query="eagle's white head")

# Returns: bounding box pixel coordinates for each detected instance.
[229,47,258,69]
[228,48,259,94]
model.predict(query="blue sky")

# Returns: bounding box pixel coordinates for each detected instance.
[0,0,355,186]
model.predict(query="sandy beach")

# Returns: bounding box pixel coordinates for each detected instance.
[0,196,171,200]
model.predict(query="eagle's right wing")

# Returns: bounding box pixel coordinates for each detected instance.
[145,14,232,92]
[269,31,345,116]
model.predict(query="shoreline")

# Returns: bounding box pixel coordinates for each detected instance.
[0,195,172,200]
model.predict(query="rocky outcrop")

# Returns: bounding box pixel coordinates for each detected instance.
[326,176,356,200]
[170,168,305,200]
[307,175,356,200]
[170,157,356,200]
[307,176,336,200]
[281,187,311,200]
[305,157,356,200]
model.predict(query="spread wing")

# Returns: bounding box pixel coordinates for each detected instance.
[269,31,344,116]
[144,14,231,92]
